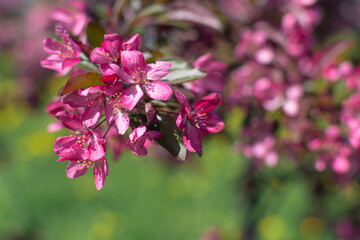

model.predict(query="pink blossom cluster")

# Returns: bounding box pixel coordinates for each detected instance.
[42,10,225,190]
[220,0,360,183]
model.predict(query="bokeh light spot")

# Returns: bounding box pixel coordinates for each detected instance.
[258,215,285,240]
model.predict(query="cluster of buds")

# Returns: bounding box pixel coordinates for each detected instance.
[42,23,224,190]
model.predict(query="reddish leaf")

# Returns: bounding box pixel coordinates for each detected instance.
[59,72,102,96]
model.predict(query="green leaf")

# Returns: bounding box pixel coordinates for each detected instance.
[160,57,191,70]
[163,68,206,84]
[332,80,350,105]
[59,72,102,96]
[86,22,105,48]
[153,114,187,161]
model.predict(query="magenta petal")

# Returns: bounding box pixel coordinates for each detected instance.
[91,48,112,64]
[63,90,89,108]
[89,133,106,160]
[121,51,146,75]
[57,144,90,162]
[120,85,143,110]
[62,58,81,70]
[129,125,147,142]
[146,131,162,140]
[43,38,67,54]
[102,34,122,55]
[183,123,202,152]
[54,136,78,155]
[103,82,124,96]
[145,61,172,81]
[66,161,88,179]
[102,158,109,176]
[114,111,130,135]
[122,34,139,51]
[198,114,225,133]
[105,100,115,124]
[94,160,106,190]
[55,111,83,131]
[144,81,172,101]
[175,90,190,113]
[40,55,63,72]
[82,100,103,128]
[176,110,187,130]
[193,93,221,114]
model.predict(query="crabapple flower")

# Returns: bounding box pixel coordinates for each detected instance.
[40,26,81,73]
[66,157,108,190]
[54,111,106,162]
[119,50,173,102]
[90,33,139,65]
[128,125,162,155]
[90,33,139,80]
[175,90,224,152]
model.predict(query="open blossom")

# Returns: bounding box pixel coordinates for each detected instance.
[90,33,139,81]
[128,125,162,155]
[54,111,106,162]
[40,26,81,73]
[175,90,224,152]
[66,157,108,190]
[91,33,139,65]
[118,50,173,102]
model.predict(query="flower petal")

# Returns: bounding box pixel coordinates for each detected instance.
[43,38,67,54]
[145,61,172,81]
[175,90,190,113]
[54,135,78,155]
[88,133,106,160]
[91,47,112,64]
[183,123,202,152]
[63,90,89,108]
[193,93,221,114]
[82,100,104,128]
[146,131,162,140]
[94,159,106,190]
[55,111,83,131]
[197,114,225,133]
[66,161,88,179]
[114,111,130,135]
[122,34,139,51]
[176,110,187,130]
[120,51,146,75]
[120,85,143,110]
[144,81,172,101]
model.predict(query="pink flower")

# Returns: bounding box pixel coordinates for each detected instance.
[175,90,224,152]
[54,111,106,162]
[40,26,81,73]
[128,125,162,155]
[90,33,139,65]
[51,1,89,36]
[66,157,108,190]
[118,51,173,102]
[90,34,139,82]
